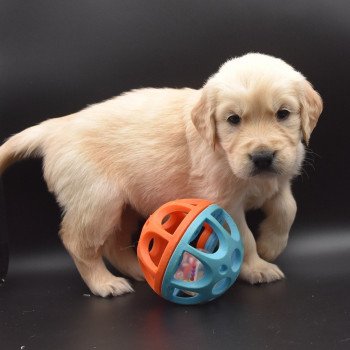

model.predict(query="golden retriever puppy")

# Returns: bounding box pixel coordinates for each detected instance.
[0,53,322,297]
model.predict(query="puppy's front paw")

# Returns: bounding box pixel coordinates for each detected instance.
[257,233,288,262]
[240,258,284,284]
[90,277,134,297]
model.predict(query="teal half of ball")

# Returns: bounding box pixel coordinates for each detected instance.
[161,204,244,305]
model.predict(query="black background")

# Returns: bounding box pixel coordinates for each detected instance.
[1,1,350,349]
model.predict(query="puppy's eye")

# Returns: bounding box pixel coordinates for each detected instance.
[276,109,290,120]
[227,114,241,125]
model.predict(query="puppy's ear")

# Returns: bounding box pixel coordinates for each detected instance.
[191,87,216,149]
[300,80,323,145]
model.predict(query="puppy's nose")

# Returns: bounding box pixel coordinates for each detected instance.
[250,151,275,170]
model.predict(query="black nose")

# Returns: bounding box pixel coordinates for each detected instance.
[250,151,275,170]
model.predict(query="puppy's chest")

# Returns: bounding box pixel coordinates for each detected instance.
[243,180,279,210]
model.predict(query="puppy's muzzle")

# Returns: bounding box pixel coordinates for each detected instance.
[249,150,277,175]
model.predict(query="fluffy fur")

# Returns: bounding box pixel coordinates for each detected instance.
[0,53,322,296]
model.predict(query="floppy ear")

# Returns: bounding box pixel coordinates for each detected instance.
[300,80,323,145]
[191,87,217,149]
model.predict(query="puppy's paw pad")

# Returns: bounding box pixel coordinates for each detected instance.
[91,277,134,297]
[240,260,284,284]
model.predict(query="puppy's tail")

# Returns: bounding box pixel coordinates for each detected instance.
[0,120,54,175]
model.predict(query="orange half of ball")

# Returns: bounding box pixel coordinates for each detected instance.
[137,199,213,295]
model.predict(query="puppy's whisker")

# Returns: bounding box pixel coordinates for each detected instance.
[305,146,321,159]
[300,167,310,181]
[304,157,315,164]
[303,160,316,171]
[119,244,137,251]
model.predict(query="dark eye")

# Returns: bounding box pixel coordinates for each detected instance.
[276,109,290,120]
[227,114,241,125]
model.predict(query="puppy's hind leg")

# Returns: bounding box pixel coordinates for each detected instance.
[60,201,134,297]
[103,205,144,282]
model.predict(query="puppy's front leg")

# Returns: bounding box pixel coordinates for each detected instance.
[257,183,297,262]
[230,209,284,284]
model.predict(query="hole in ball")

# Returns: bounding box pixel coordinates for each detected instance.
[231,248,242,272]
[212,277,231,295]
[219,264,228,275]
[174,252,205,282]
[173,288,199,298]
[148,238,154,252]
[161,214,170,225]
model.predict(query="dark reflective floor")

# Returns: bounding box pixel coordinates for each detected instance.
[1,228,350,350]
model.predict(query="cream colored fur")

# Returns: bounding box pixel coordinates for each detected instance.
[0,53,322,296]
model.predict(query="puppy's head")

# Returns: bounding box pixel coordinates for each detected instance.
[191,53,323,180]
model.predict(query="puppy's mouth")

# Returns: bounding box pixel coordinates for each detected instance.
[250,167,280,177]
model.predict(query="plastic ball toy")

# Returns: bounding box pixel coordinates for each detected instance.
[137,199,244,305]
